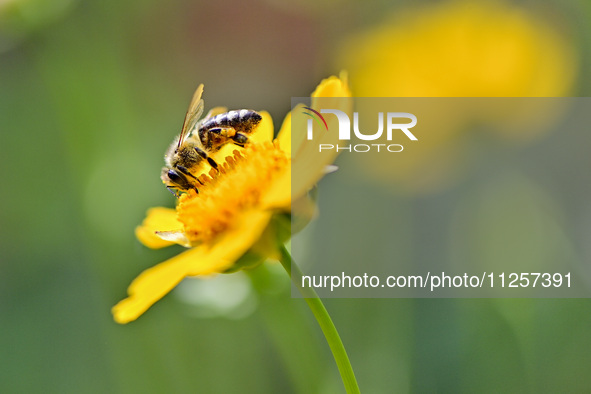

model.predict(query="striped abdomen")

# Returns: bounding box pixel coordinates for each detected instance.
[199,109,262,134]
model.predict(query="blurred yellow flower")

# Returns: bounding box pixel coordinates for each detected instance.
[336,0,578,193]
[112,74,351,324]
[338,0,577,97]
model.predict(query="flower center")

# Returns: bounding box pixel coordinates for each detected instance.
[176,142,288,243]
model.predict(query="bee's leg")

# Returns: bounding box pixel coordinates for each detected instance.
[208,126,236,138]
[176,165,205,185]
[176,164,204,187]
[209,127,248,146]
[194,146,219,170]
[176,165,197,179]
[232,132,249,146]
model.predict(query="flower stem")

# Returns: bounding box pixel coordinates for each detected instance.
[279,245,360,394]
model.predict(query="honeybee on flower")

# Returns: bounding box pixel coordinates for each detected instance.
[113,74,352,324]
[161,83,263,196]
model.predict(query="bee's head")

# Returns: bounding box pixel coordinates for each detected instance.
[161,167,194,193]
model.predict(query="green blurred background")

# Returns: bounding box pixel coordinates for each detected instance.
[2,0,591,393]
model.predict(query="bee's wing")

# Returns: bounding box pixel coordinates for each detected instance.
[178,84,205,148]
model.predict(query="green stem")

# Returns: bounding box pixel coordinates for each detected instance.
[279,245,360,394]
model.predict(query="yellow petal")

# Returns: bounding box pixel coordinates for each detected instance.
[311,71,351,99]
[248,111,274,144]
[275,110,292,156]
[186,209,272,275]
[276,105,308,160]
[112,248,200,324]
[293,74,352,201]
[154,230,192,247]
[264,74,352,209]
[113,209,272,324]
[205,106,228,118]
[135,207,183,249]
[280,73,350,160]
[260,165,291,210]
[289,104,314,162]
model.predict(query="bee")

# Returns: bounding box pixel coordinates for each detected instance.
[161,84,262,195]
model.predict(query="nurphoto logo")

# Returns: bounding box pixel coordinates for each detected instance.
[303,107,418,152]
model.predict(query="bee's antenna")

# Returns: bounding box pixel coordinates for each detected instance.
[166,186,180,199]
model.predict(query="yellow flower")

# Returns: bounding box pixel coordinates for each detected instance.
[112,74,351,324]
[338,0,577,98]
[335,0,578,193]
